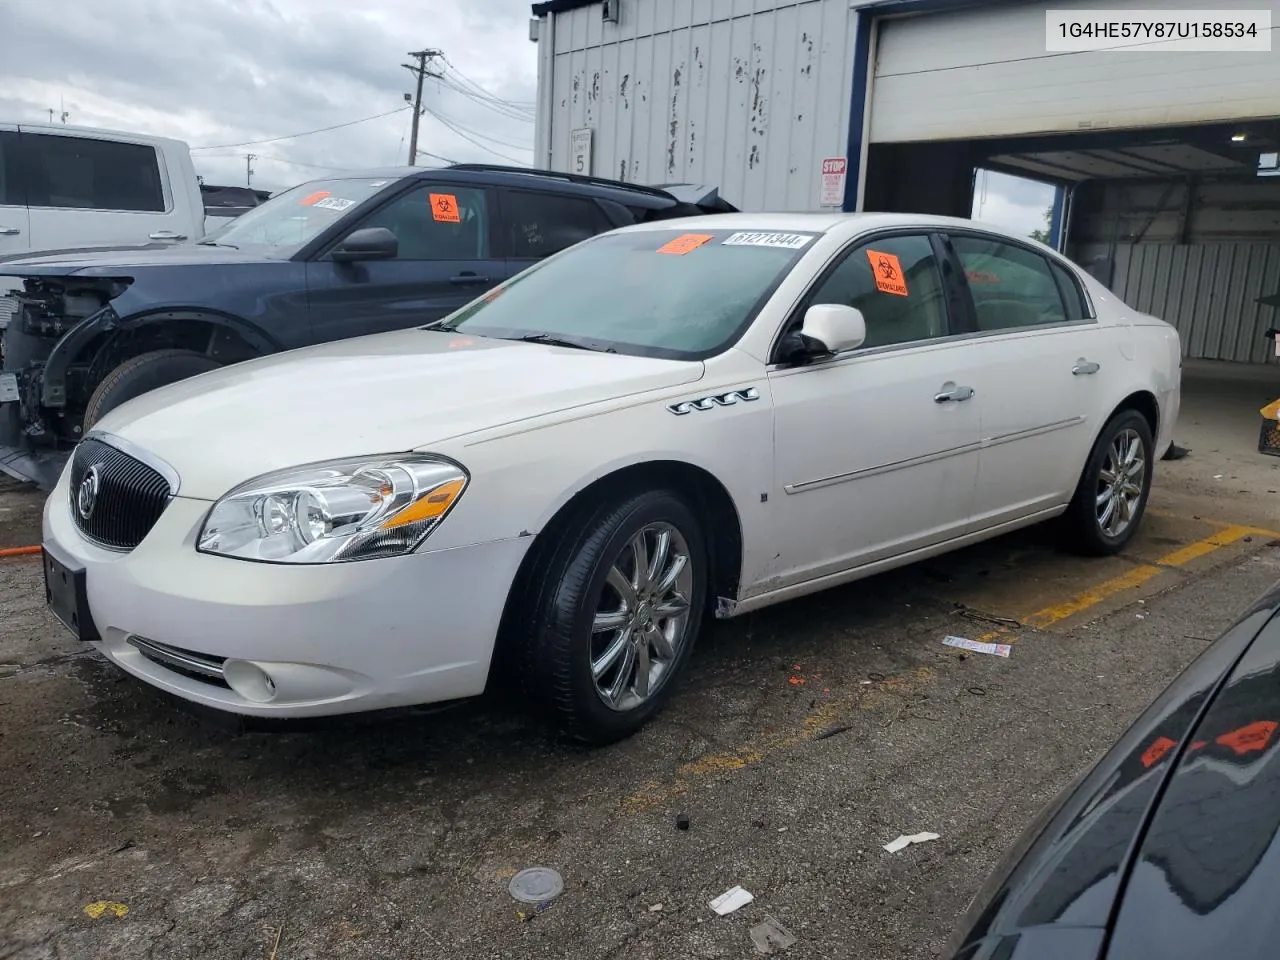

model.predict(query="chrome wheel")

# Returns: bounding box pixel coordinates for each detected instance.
[590,522,694,712]
[1096,427,1146,538]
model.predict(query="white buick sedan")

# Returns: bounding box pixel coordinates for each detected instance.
[41,213,1181,744]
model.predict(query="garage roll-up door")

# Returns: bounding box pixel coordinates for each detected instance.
[869,0,1280,144]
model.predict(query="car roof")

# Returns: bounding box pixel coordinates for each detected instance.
[611,211,1039,238]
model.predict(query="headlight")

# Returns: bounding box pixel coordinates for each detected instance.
[197,455,468,563]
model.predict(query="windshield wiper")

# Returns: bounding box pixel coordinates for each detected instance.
[514,332,612,352]
[196,240,239,249]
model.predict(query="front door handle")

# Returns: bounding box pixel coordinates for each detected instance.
[1072,359,1101,375]
[0,226,20,236]
[935,383,975,403]
[149,230,187,241]
[449,273,490,285]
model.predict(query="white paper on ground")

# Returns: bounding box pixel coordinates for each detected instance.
[709,885,755,915]
[883,832,940,853]
[942,635,1012,658]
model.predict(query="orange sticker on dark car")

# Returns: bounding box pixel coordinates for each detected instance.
[866,249,908,296]
[300,190,331,206]
[430,193,461,223]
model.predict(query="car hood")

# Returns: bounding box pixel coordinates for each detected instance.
[92,329,705,499]
[0,243,271,276]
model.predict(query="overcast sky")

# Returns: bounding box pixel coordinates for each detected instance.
[0,0,539,192]
[1,0,1049,235]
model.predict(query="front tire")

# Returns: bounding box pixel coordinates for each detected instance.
[1063,409,1154,556]
[517,489,708,745]
[83,349,221,429]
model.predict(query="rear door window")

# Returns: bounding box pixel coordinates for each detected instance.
[0,132,21,206]
[950,235,1071,331]
[502,189,614,259]
[21,133,166,212]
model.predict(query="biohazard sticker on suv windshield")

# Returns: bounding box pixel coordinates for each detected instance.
[721,232,814,250]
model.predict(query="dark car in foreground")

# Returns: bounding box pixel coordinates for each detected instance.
[0,163,735,486]
[944,580,1280,959]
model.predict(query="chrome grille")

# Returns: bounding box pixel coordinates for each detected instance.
[69,438,173,550]
[128,637,229,689]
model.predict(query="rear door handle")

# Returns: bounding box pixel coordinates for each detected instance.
[0,226,20,236]
[449,273,490,285]
[1072,359,1101,375]
[935,383,975,403]
[149,230,187,241]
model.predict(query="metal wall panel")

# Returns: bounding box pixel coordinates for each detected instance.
[534,0,860,211]
[1100,242,1280,364]
[871,0,1280,144]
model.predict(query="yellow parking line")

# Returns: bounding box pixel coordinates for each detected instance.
[619,520,1272,815]
[1024,524,1259,631]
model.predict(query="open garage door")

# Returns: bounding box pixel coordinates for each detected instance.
[868,0,1280,145]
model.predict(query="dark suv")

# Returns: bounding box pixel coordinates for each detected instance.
[0,164,735,486]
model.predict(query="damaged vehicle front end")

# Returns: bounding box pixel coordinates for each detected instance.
[0,272,132,487]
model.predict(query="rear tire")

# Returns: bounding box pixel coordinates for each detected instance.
[513,489,708,745]
[82,349,221,429]
[1062,409,1154,556]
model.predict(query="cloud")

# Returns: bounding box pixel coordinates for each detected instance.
[971,169,1057,239]
[0,0,539,192]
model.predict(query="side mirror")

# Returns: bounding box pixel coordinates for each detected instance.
[331,227,398,262]
[800,303,867,354]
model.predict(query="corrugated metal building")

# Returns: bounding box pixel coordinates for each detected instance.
[529,0,1280,364]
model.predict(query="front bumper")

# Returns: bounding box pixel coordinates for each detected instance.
[43,475,531,718]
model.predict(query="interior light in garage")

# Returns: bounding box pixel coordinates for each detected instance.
[1232,133,1249,142]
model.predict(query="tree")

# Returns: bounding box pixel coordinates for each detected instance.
[1029,203,1053,243]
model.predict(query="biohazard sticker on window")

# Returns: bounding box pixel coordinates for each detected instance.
[430,193,461,223]
[866,249,908,297]
[657,233,714,255]
[721,232,813,250]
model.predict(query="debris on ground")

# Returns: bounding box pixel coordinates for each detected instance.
[943,636,1011,658]
[709,885,754,915]
[508,867,564,905]
[676,812,691,831]
[83,901,129,920]
[883,832,940,853]
[649,903,664,912]
[954,605,1021,629]
[750,915,798,954]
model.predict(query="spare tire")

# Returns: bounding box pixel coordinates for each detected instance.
[83,349,221,429]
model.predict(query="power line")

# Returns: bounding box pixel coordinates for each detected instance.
[437,77,535,123]
[422,105,533,152]
[191,107,412,151]
[441,57,536,109]
[427,109,531,165]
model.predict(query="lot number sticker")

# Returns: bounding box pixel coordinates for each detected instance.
[722,232,813,250]
[312,196,355,212]
[430,193,461,223]
[866,249,908,296]
[657,233,715,255]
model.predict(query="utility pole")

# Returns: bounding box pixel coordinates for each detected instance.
[403,48,443,166]
[245,153,256,187]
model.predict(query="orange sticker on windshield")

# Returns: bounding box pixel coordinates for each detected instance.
[300,190,331,206]
[966,269,1001,285]
[430,193,461,223]
[866,249,908,296]
[657,233,714,255]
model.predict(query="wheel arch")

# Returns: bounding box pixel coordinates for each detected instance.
[503,457,746,623]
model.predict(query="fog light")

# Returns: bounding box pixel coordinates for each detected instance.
[223,659,277,703]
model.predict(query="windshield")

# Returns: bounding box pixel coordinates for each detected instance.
[436,228,816,359]
[203,177,396,257]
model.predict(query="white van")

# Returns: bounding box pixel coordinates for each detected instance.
[0,121,205,258]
